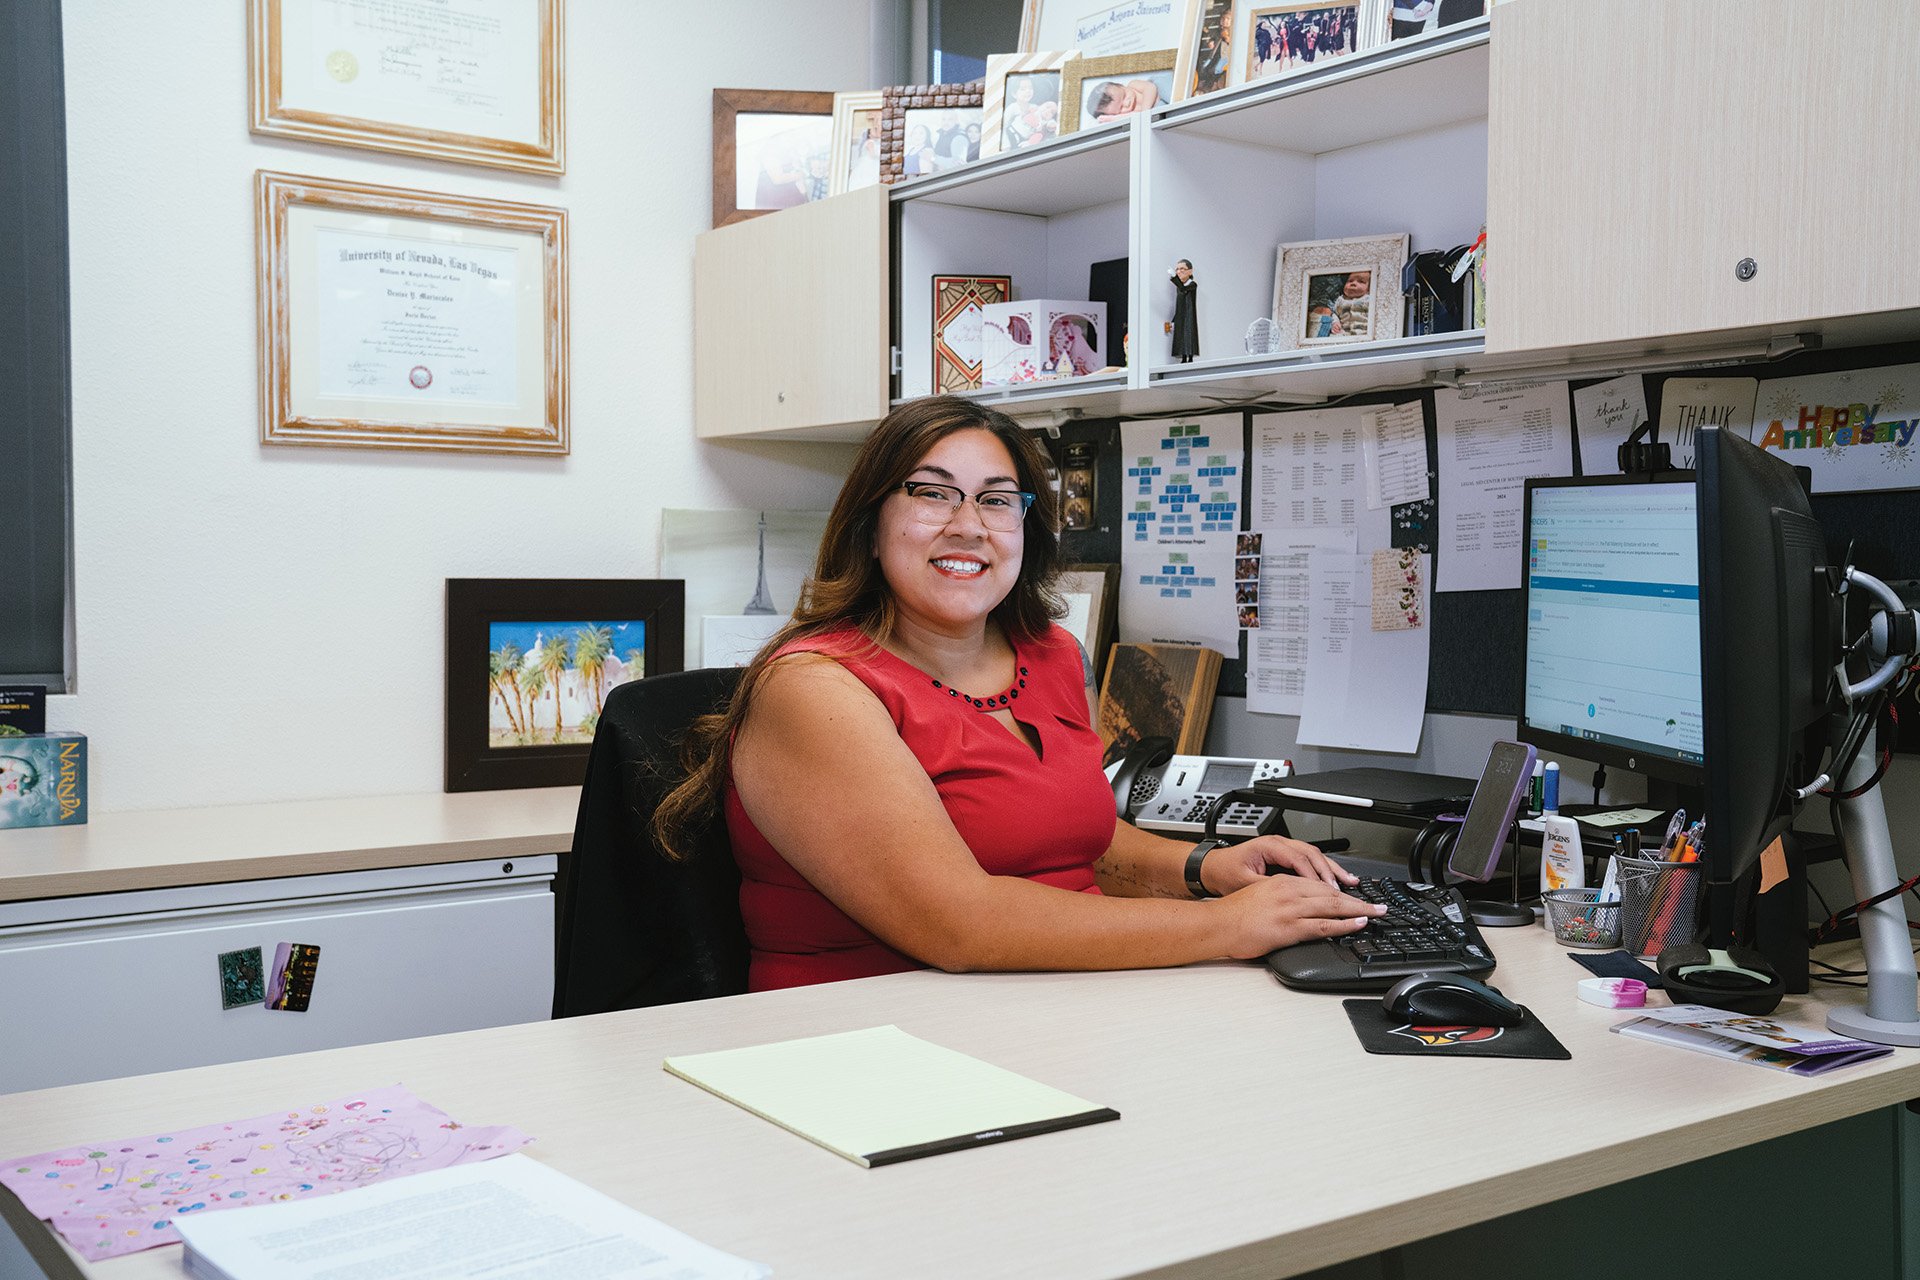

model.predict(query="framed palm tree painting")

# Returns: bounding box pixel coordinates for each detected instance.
[445,578,684,791]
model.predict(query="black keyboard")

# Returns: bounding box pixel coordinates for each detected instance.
[1263,877,1497,993]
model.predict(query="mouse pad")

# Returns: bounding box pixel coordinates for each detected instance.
[1342,1000,1571,1060]
[1569,950,1664,987]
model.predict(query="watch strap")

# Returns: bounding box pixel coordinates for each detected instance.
[1184,839,1227,900]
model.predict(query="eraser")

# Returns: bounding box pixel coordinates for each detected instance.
[1577,977,1647,1008]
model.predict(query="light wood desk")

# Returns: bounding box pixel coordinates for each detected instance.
[3,926,1916,1280]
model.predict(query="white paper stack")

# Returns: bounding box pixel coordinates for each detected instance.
[173,1154,769,1280]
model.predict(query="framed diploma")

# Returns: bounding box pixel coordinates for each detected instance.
[1021,0,1190,57]
[249,0,564,175]
[257,171,569,455]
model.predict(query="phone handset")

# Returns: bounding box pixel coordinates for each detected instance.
[1108,736,1175,820]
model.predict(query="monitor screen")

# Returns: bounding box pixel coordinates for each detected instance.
[1521,479,1704,780]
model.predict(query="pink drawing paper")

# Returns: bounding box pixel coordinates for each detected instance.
[0,1083,532,1262]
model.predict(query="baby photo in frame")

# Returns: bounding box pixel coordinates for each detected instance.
[1272,233,1409,350]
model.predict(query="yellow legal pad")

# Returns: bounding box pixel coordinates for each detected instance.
[662,1025,1119,1168]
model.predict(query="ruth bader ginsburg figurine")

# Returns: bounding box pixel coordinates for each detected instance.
[1167,259,1198,362]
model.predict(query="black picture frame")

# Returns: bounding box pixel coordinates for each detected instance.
[445,578,685,792]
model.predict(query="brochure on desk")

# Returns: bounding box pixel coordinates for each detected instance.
[1612,1005,1892,1076]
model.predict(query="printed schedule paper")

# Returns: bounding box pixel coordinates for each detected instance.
[664,1025,1118,1168]
[172,1155,770,1280]
[1434,382,1574,592]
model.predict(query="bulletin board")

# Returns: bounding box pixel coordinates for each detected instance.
[1060,338,1920,720]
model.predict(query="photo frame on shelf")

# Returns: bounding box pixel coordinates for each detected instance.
[247,0,565,174]
[933,275,1013,394]
[828,90,886,196]
[1174,0,1237,101]
[1272,232,1409,349]
[1389,0,1483,42]
[982,52,1076,156]
[711,88,836,227]
[1022,0,1185,58]
[1059,51,1178,133]
[256,170,569,456]
[1056,564,1120,676]
[879,82,985,184]
[444,578,684,792]
[1245,2,1375,84]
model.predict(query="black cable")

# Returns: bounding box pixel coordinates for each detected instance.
[1591,763,1606,806]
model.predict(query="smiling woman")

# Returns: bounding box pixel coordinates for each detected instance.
[652,397,1382,992]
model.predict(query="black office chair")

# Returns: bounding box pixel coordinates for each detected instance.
[551,667,750,1018]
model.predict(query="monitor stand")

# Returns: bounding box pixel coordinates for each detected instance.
[1824,739,1920,1046]
[1469,821,1537,928]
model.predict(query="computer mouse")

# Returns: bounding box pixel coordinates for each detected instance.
[1383,973,1526,1027]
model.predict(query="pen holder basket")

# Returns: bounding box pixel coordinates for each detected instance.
[1616,856,1704,959]
[1542,888,1623,949]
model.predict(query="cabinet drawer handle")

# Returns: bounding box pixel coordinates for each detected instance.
[1735,258,1758,282]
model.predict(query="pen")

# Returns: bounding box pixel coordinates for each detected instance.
[1661,808,1687,855]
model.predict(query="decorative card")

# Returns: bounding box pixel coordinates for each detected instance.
[1750,363,1920,493]
[932,275,1012,393]
[1370,548,1423,631]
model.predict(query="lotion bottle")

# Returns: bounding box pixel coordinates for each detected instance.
[1538,760,1585,898]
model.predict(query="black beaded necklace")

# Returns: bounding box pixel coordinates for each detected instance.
[931,665,1029,711]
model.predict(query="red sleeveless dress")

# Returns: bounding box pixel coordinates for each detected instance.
[725,623,1118,991]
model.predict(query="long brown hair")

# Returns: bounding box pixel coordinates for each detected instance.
[653,396,1063,860]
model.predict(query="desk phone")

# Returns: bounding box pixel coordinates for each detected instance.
[1108,738,1291,839]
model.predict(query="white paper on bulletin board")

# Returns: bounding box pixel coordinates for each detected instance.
[1433,381,1574,593]
[1751,363,1920,492]
[1245,529,1356,717]
[1296,550,1431,755]
[1118,414,1244,654]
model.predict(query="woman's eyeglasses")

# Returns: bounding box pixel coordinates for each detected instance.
[897,481,1035,532]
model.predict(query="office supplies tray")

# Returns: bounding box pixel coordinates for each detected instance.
[1265,878,1497,993]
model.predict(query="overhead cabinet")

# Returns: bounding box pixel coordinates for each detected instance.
[1485,0,1920,355]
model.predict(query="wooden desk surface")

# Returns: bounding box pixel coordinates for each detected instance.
[0,788,580,902]
[4,927,1916,1280]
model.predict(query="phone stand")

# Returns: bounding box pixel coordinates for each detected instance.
[1469,820,1535,928]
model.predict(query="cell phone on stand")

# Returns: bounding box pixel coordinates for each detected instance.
[1448,740,1537,928]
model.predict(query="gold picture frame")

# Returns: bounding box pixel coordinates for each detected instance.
[1060,50,1179,134]
[247,0,565,175]
[256,170,570,456]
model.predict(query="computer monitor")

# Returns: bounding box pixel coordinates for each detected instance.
[1519,475,1706,796]
[1694,426,1836,946]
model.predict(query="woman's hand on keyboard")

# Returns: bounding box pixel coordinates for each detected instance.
[1201,834,1358,897]
[1216,876,1384,959]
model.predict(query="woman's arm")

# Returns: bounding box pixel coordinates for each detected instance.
[731,655,1381,973]
[1094,820,1358,900]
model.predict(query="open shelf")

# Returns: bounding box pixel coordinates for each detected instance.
[1153,18,1490,147]
[890,125,1132,216]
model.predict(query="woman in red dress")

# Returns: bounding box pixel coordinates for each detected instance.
[655,397,1381,990]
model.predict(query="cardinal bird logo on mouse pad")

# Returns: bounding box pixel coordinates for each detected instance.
[1389,1023,1506,1047]
[1342,1000,1572,1060]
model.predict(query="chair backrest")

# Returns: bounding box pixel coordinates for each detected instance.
[552,666,748,1017]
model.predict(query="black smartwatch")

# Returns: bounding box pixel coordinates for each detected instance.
[1184,838,1229,900]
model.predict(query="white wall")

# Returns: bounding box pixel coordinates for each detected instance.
[53,2,874,812]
